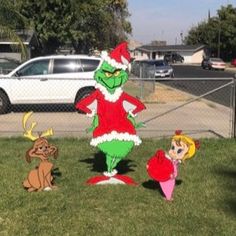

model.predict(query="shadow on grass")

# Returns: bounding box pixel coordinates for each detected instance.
[80,151,136,174]
[215,167,236,216]
[52,167,62,183]
[142,180,164,196]
[142,179,183,197]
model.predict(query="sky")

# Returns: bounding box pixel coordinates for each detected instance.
[128,0,236,45]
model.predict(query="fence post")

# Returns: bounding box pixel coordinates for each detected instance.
[140,64,144,99]
[233,75,236,138]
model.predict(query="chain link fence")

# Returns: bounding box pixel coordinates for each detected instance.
[125,77,235,138]
[0,72,235,139]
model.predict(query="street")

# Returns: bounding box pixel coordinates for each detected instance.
[173,64,235,78]
[161,65,236,107]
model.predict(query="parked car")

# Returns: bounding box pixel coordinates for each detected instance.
[164,53,184,63]
[201,57,226,70]
[131,59,174,78]
[0,55,102,114]
[202,57,226,70]
[0,58,20,75]
[231,58,236,67]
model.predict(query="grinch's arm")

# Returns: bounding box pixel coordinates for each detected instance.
[123,92,146,128]
[123,92,146,116]
[86,115,99,133]
[75,90,98,115]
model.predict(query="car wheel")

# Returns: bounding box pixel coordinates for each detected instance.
[74,87,95,113]
[0,91,10,114]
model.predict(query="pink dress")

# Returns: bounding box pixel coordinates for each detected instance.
[159,159,179,200]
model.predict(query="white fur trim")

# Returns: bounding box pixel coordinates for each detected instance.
[96,177,125,185]
[103,169,118,177]
[86,109,96,118]
[90,131,142,146]
[121,55,129,66]
[101,51,128,70]
[95,83,123,102]
[128,110,137,117]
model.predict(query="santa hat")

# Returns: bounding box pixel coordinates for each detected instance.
[101,41,131,70]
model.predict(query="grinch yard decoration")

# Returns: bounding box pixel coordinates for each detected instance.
[146,130,199,201]
[76,42,146,185]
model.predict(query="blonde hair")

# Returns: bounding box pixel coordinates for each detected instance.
[172,133,197,161]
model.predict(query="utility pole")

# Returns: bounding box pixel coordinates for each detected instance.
[180,31,183,45]
[217,22,221,58]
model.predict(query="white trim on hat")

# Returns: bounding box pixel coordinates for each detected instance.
[121,55,129,66]
[101,51,128,70]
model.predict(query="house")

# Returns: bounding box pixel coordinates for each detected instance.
[128,39,143,61]
[132,44,206,63]
[0,30,41,62]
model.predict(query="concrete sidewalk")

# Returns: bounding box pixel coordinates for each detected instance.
[0,98,232,139]
[226,66,236,74]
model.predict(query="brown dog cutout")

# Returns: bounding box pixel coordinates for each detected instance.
[23,137,58,192]
[22,112,59,192]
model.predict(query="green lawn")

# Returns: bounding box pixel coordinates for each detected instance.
[0,138,235,236]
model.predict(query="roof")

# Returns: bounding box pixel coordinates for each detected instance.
[136,44,205,53]
[0,30,39,45]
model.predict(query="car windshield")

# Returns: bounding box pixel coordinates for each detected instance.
[145,60,167,67]
[210,58,223,62]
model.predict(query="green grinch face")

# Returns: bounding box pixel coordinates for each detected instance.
[94,61,128,93]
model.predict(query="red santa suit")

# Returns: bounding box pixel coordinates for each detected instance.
[76,83,146,147]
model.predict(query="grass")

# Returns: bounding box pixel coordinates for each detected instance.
[0,137,235,236]
[124,80,155,100]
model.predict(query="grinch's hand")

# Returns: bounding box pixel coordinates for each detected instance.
[135,122,146,129]
[127,114,136,126]
[86,114,99,133]
[127,114,145,129]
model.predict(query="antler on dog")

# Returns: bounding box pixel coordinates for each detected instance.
[22,111,54,141]
[23,111,39,141]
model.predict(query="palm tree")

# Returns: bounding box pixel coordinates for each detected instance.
[0,0,28,60]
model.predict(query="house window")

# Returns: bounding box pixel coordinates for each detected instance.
[0,45,13,52]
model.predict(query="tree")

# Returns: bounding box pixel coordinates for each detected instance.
[19,0,132,54]
[70,0,132,52]
[217,5,236,59]
[19,0,74,55]
[185,4,236,60]
[0,0,28,59]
